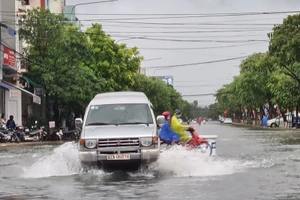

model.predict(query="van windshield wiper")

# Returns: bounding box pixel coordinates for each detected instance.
[86,122,116,126]
[117,122,150,126]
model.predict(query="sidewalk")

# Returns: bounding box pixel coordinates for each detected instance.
[232,122,298,130]
[0,141,65,147]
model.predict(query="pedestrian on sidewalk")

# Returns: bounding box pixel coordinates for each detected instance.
[262,114,268,128]
[6,115,16,129]
[1,113,6,127]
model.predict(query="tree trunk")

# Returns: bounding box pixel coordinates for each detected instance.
[296,100,299,128]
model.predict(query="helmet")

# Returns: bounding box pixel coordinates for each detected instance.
[162,111,170,119]
[174,109,182,115]
[174,109,183,119]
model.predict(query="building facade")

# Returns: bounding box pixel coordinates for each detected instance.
[64,5,82,28]
[0,0,65,126]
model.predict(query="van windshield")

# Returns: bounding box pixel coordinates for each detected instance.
[85,104,154,126]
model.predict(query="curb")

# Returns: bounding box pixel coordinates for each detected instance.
[231,122,299,131]
[0,141,66,147]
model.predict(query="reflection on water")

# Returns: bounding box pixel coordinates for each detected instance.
[1,124,300,199]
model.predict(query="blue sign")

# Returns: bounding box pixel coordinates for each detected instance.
[155,76,173,86]
[7,27,16,37]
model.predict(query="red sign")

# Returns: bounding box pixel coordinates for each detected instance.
[224,110,228,115]
[3,46,15,68]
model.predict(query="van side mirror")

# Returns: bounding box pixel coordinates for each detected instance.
[75,118,83,127]
[156,115,165,127]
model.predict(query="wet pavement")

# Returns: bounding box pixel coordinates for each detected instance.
[1,122,300,200]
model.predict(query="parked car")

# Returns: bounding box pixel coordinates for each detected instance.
[267,114,292,128]
[223,118,232,124]
[77,91,160,170]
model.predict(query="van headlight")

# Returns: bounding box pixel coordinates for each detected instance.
[140,137,152,147]
[85,139,97,149]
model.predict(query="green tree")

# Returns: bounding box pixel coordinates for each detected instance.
[236,53,274,109]
[267,71,300,110]
[19,8,100,118]
[132,75,188,116]
[269,14,300,85]
[268,14,300,119]
[85,24,143,92]
[207,103,221,120]
[215,77,241,115]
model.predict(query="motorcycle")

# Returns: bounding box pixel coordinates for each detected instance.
[24,121,43,142]
[0,126,20,143]
[161,129,212,156]
[16,125,26,142]
[60,129,79,140]
[41,127,61,141]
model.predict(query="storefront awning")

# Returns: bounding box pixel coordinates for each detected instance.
[2,81,41,105]
[0,81,16,91]
[21,76,42,88]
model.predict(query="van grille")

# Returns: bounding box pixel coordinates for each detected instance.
[98,138,140,148]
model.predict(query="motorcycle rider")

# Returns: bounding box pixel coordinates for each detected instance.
[170,109,195,144]
[6,115,16,129]
[158,111,180,145]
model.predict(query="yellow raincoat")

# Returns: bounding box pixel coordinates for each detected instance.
[170,115,191,142]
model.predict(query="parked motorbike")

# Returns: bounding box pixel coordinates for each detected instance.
[61,129,78,140]
[23,121,42,142]
[16,125,26,142]
[0,126,20,143]
[40,127,61,141]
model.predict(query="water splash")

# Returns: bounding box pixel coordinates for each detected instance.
[20,142,275,179]
[21,142,82,178]
[151,146,240,177]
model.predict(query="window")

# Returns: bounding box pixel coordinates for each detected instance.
[24,0,30,5]
[85,104,153,126]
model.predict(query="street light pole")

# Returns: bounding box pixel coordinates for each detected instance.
[142,57,162,62]
[115,37,142,44]
[70,0,118,22]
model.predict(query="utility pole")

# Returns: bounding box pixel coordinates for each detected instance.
[0,24,2,80]
[70,0,117,22]
[15,4,21,84]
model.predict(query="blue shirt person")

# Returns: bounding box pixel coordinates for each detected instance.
[158,111,180,144]
[262,115,268,128]
[6,115,16,129]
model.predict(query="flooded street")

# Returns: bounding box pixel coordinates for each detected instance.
[1,122,300,200]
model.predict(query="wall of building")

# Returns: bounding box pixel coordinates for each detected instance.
[5,90,22,126]
[49,0,65,14]
[29,0,42,8]
[0,0,16,53]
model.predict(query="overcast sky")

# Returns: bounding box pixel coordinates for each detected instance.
[66,0,300,106]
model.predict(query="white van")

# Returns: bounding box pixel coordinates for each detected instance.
[77,91,161,169]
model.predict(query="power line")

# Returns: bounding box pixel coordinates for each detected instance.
[104,28,272,32]
[0,10,299,16]
[109,33,267,38]
[175,78,231,83]
[135,42,267,50]
[104,36,269,43]
[182,91,234,96]
[147,55,248,69]
[182,93,217,96]
[77,20,278,26]
[1,19,275,31]
[174,84,222,87]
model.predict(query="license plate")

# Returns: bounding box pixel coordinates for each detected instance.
[107,154,130,160]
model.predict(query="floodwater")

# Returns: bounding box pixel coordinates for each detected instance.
[1,122,300,200]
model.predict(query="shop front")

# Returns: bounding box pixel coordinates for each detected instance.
[2,80,41,126]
